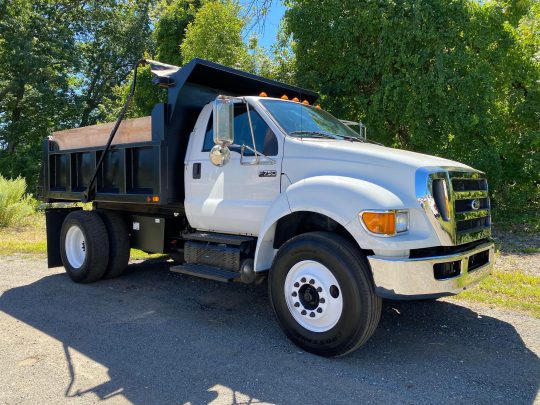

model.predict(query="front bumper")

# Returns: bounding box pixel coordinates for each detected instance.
[368,241,494,299]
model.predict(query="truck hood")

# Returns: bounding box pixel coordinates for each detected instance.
[285,139,471,171]
[282,138,475,207]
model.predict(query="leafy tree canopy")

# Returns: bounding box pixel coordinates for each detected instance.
[181,0,254,70]
[285,0,539,218]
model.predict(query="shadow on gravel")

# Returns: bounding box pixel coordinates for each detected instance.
[1,259,539,404]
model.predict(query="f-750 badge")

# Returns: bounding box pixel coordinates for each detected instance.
[259,170,277,178]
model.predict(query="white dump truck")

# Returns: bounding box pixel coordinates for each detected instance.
[40,59,494,356]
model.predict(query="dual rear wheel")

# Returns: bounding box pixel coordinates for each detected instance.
[60,210,130,283]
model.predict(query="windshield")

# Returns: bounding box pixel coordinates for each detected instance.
[259,99,360,139]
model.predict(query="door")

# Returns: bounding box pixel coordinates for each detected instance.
[185,102,282,235]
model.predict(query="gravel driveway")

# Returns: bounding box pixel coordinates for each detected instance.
[0,256,538,404]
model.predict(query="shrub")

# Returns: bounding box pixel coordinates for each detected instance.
[0,176,37,227]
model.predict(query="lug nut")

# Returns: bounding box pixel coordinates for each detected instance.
[294,282,299,287]
[309,279,315,284]
[310,312,315,317]
[294,302,300,307]
[301,277,306,283]
[301,310,307,315]
[292,291,297,297]
[317,308,323,313]
[319,298,325,304]
[317,287,322,292]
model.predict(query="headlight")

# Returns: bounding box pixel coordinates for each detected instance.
[360,210,409,236]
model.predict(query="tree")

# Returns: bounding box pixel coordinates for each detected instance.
[0,1,78,191]
[74,0,154,127]
[285,0,539,220]
[181,0,254,70]
[154,0,201,65]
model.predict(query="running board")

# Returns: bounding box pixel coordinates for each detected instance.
[170,263,240,283]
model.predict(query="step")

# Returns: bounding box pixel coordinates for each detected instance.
[182,231,254,246]
[170,263,240,282]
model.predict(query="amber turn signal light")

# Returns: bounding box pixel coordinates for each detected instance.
[361,212,396,235]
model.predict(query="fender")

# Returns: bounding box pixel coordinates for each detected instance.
[254,175,405,272]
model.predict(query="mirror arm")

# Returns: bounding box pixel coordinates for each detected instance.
[243,98,260,165]
[239,144,275,166]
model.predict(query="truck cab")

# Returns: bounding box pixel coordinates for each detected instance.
[40,59,494,357]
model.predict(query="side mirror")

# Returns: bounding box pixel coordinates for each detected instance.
[210,97,234,166]
[213,97,234,145]
[359,122,367,139]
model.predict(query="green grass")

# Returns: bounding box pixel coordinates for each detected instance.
[0,221,165,260]
[452,269,540,318]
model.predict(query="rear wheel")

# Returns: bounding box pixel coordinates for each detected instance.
[269,231,381,357]
[98,210,130,279]
[60,211,109,283]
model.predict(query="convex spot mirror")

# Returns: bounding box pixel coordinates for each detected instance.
[209,144,231,167]
[210,97,234,166]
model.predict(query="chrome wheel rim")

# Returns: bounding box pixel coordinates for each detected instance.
[65,225,86,269]
[284,260,343,333]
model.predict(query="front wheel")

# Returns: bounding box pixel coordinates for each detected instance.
[269,232,381,357]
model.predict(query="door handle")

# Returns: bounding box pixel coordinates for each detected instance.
[193,163,201,179]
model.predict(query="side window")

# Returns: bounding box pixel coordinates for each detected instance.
[202,104,278,156]
[202,112,215,152]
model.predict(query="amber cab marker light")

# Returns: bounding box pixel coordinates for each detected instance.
[152,196,160,202]
[302,100,309,105]
[281,95,289,100]
[361,212,396,235]
[315,105,321,109]
[259,92,268,97]
[292,97,300,102]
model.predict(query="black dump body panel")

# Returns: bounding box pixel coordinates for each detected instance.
[39,58,318,208]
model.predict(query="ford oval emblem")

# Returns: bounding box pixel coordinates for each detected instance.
[471,199,481,210]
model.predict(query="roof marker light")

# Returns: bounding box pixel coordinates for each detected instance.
[315,105,321,109]
[292,97,300,102]
[259,92,268,97]
[302,100,309,105]
[281,95,289,100]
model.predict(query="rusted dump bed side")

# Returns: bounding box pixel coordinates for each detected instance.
[40,105,169,206]
[50,117,151,151]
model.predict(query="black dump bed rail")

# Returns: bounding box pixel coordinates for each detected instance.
[39,58,318,207]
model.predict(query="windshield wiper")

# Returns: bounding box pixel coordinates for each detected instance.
[290,130,382,145]
[290,130,364,141]
[289,130,341,139]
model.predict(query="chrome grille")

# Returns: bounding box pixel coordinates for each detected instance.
[416,168,492,246]
[449,172,491,244]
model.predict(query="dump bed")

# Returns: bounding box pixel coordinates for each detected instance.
[43,115,162,204]
[39,58,318,207]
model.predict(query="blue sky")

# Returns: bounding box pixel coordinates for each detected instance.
[243,1,287,49]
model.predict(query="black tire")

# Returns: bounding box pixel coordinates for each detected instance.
[60,211,110,283]
[98,210,130,279]
[269,231,382,357]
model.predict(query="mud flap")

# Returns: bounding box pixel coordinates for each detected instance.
[45,207,82,268]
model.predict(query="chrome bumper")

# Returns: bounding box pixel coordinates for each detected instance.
[368,242,494,299]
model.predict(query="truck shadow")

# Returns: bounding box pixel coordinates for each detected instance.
[1,259,538,404]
